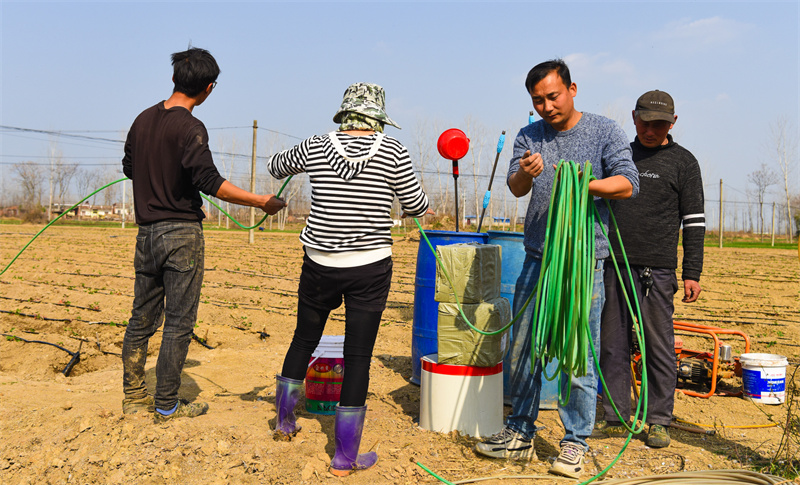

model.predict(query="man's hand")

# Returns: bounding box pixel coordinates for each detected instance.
[261,195,286,215]
[519,150,544,178]
[682,279,702,303]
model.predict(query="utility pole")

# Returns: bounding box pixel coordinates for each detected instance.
[48,147,54,221]
[718,179,723,248]
[771,202,776,247]
[121,180,126,229]
[249,120,257,244]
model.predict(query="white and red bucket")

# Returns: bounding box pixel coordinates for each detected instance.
[419,354,503,437]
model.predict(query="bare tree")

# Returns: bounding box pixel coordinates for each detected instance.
[101,168,121,206]
[13,161,45,210]
[747,163,779,240]
[217,136,238,229]
[74,167,98,209]
[602,103,628,130]
[768,117,798,241]
[49,148,78,208]
[462,116,489,226]
[409,117,439,191]
[262,132,290,230]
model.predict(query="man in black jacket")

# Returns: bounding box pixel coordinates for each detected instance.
[121,47,285,422]
[598,90,705,448]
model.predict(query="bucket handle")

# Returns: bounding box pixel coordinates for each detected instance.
[308,356,320,368]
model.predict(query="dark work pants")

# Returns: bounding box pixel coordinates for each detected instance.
[281,253,391,407]
[122,221,204,411]
[600,261,678,427]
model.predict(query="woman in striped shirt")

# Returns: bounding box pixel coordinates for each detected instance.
[268,83,430,476]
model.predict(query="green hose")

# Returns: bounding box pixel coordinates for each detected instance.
[416,467,790,485]
[0,177,127,277]
[0,175,293,277]
[200,175,293,230]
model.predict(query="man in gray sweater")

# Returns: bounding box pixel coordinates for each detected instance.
[597,90,705,448]
[475,59,639,479]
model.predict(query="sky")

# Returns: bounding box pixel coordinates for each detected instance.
[1,1,798,217]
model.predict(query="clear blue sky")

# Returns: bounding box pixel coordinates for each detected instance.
[1,1,798,208]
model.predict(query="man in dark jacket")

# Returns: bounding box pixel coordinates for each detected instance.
[121,47,284,422]
[598,90,705,448]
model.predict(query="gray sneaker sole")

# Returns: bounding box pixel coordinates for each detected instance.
[475,443,536,461]
[549,460,584,479]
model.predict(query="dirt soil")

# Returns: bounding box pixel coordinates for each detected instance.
[1,225,799,485]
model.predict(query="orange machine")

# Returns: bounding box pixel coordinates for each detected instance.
[633,320,751,399]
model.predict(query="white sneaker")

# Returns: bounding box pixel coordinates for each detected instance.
[549,442,585,478]
[475,427,536,460]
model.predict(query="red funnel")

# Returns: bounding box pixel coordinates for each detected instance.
[437,128,470,160]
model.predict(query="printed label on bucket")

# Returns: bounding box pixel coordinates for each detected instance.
[742,367,785,403]
[305,357,344,415]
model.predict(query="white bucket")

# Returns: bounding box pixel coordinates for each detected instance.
[740,353,788,405]
[305,335,345,415]
[419,354,503,438]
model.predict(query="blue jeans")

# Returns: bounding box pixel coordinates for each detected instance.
[505,254,605,450]
[122,221,204,411]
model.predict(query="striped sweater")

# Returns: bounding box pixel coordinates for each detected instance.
[268,132,429,252]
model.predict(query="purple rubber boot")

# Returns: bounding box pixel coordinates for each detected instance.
[330,405,378,476]
[273,375,303,440]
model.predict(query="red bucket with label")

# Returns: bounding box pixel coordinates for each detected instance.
[305,335,345,415]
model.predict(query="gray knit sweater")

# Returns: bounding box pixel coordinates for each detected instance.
[507,112,640,260]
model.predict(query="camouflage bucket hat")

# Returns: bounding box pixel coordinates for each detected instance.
[332,82,401,129]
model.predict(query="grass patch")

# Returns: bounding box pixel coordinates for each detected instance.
[704,233,797,250]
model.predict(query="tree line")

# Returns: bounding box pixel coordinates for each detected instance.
[2,116,797,240]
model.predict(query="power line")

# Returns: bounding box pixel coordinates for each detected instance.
[0,161,118,167]
[0,124,299,162]
[0,155,113,159]
[257,126,304,140]
[0,125,123,144]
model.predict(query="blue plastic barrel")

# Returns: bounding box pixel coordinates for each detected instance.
[486,231,525,308]
[487,230,523,402]
[487,230,558,410]
[411,230,488,385]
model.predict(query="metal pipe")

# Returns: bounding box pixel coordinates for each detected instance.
[452,159,460,232]
[477,131,505,233]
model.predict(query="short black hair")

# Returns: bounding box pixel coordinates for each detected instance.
[171,47,220,97]
[524,59,571,93]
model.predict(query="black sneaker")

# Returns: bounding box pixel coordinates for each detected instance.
[646,424,671,448]
[153,400,209,423]
[594,420,629,438]
[122,395,154,415]
[475,427,536,460]
[549,442,585,478]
